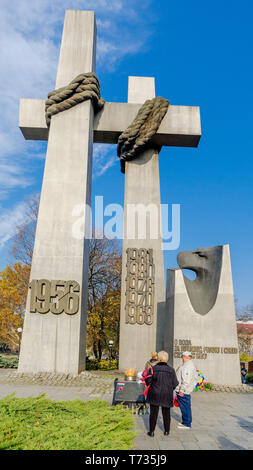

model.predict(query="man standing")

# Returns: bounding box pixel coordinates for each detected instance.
[176,351,197,429]
[241,364,247,384]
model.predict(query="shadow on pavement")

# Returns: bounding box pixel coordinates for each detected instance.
[138,410,172,433]
[230,415,253,434]
[218,436,246,450]
[171,408,181,423]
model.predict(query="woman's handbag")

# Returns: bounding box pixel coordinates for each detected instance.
[142,367,153,397]
[173,393,179,407]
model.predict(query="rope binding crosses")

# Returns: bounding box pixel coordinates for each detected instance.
[45,73,169,174]
[117,96,170,173]
[45,72,105,128]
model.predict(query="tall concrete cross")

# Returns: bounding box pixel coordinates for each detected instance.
[19,10,201,374]
[119,77,166,372]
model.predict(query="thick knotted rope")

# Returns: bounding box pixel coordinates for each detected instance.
[117,96,169,173]
[45,72,105,128]
[46,74,169,175]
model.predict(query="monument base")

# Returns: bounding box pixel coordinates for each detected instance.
[164,244,241,386]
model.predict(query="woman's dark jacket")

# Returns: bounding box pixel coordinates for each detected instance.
[146,362,179,408]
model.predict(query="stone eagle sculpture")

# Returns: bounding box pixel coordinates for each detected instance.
[177,245,223,315]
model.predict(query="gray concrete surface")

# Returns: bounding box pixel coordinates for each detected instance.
[18,10,96,375]
[118,77,166,373]
[164,244,241,386]
[0,370,252,450]
[133,392,253,450]
[177,245,223,315]
[20,101,201,146]
[20,31,201,146]
[0,369,115,402]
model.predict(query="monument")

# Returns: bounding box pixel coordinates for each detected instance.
[18,9,201,374]
[164,244,241,385]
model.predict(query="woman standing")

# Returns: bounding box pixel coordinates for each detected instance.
[145,351,178,436]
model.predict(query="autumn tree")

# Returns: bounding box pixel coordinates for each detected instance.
[87,238,121,359]
[0,263,30,351]
[9,193,40,266]
[0,194,38,351]
[237,303,253,321]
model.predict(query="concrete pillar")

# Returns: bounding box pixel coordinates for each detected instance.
[18,11,96,374]
[119,77,165,373]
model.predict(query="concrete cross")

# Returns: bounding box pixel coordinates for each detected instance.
[118,77,167,372]
[18,10,201,375]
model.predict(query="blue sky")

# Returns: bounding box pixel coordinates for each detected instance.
[0,0,252,309]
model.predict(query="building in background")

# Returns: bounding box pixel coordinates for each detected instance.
[237,321,253,358]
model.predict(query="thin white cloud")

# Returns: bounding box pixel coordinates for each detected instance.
[0,201,27,248]
[0,164,33,189]
[95,155,118,177]
[0,191,9,202]
[93,143,118,177]
[97,37,145,69]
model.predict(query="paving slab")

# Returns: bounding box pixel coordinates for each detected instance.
[133,391,253,450]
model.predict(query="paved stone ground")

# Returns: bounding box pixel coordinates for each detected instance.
[0,369,253,450]
[0,369,116,403]
[133,392,253,450]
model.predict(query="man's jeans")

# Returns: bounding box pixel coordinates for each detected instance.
[177,393,192,427]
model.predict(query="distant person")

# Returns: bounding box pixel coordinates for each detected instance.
[241,364,247,384]
[142,352,158,379]
[176,351,197,429]
[145,351,178,437]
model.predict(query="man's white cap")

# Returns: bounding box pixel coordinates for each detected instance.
[182,351,192,357]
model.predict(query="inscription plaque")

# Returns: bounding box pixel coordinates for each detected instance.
[125,248,155,325]
[28,279,80,315]
[173,339,238,360]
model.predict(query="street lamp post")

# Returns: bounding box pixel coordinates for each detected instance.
[17,328,23,355]
[108,340,114,369]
